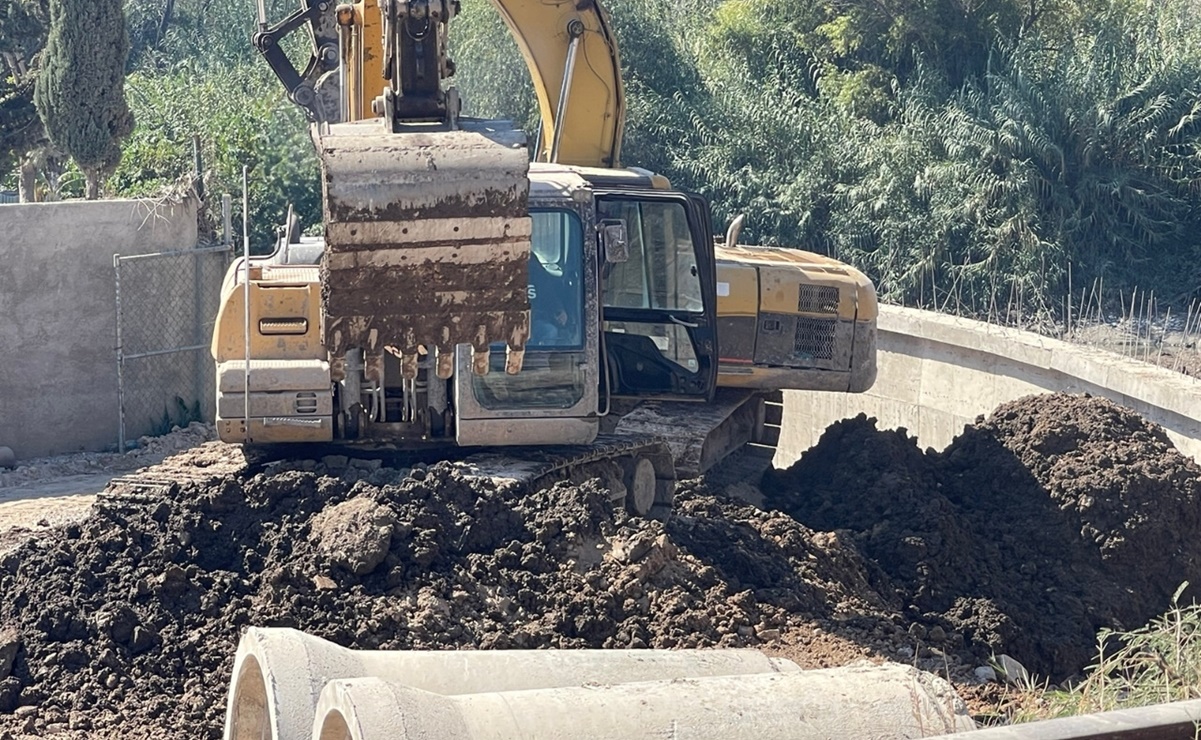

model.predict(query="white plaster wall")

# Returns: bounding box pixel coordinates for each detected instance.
[0,198,199,459]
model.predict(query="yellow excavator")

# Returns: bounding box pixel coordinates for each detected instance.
[204,5,958,740]
[210,0,877,513]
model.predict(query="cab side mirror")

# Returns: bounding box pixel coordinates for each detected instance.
[599,219,629,263]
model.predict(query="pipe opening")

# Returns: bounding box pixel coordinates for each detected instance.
[226,654,271,740]
[317,709,353,740]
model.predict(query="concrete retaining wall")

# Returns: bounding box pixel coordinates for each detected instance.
[0,198,199,460]
[778,305,1201,465]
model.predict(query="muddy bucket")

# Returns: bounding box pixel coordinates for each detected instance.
[318,118,532,378]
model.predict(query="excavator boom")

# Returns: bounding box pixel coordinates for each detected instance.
[254,0,625,166]
[490,0,624,167]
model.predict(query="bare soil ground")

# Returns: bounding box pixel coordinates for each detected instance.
[0,396,1197,737]
[0,425,213,557]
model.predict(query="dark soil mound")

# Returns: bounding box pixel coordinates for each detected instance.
[0,452,883,739]
[763,393,1201,680]
[2,392,1198,737]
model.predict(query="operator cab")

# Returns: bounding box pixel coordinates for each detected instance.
[454,164,719,446]
[594,186,717,402]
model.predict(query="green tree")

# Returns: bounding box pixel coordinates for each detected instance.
[34,0,133,198]
[0,0,49,201]
[0,74,44,199]
[108,64,320,251]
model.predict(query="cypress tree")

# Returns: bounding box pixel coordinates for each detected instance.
[33,0,132,199]
[1,0,49,202]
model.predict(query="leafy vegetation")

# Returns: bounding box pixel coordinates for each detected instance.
[0,0,48,199]
[4,0,1201,299]
[454,0,1201,313]
[111,64,318,249]
[1003,583,1201,722]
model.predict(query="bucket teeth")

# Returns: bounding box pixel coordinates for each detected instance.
[318,119,532,375]
[435,347,455,380]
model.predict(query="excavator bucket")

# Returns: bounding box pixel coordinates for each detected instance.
[317,119,532,379]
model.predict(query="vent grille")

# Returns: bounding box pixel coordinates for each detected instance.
[794,318,837,361]
[798,285,841,314]
[294,392,319,414]
[263,417,325,428]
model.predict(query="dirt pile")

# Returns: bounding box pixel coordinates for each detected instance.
[1,392,1198,737]
[764,393,1201,680]
[0,447,885,739]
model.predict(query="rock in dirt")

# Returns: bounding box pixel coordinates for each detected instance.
[0,627,17,681]
[309,496,396,575]
[995,654,1030,686]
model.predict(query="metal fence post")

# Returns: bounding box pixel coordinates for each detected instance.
[113,244,232,449]
[114,253,127,451]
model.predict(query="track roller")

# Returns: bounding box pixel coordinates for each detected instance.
[615,448,674,521]
[624,457,657,516]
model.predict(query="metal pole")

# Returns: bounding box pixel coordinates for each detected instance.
[114,254,126,451]
[193,244,204,425]
[242,166,251,442]
[222,194,233,248]
[338,12,348,123]
[192,135,205,201]
[549,21,585,164]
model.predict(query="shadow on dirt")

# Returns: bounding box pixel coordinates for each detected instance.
[761,394,1201,681]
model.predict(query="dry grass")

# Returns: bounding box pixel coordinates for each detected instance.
[998,583,1201,723]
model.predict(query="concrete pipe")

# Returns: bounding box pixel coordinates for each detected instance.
[313,664,977,740]
[224,627,800,740]
[0,447,14,469]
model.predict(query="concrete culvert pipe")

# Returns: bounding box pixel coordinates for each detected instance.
[224,627,800,740]
[313,665,977,740]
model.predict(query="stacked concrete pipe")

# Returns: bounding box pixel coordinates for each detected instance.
[314,666,977,740]
[225,627,976,740]
[226,627,802,740]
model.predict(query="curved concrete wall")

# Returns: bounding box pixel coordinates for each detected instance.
[0,197,199,459]
[777,305,1201,465]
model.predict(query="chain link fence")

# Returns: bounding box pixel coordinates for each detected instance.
[115,244,232,449]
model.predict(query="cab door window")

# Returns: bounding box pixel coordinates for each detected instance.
[528,210,584,349]
[600,201,704,312]
[598,196,714,398]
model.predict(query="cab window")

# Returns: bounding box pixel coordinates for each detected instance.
[598,200,703,313]
[471,208,587,410]
[528,210,584,349]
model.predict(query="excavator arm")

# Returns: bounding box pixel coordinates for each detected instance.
[256,0,624,167]
[490,0,624,167]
